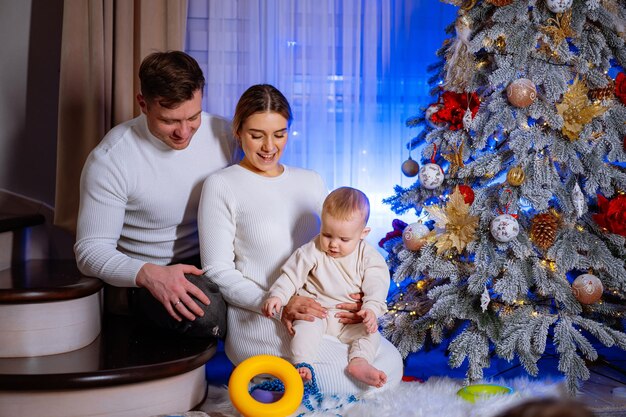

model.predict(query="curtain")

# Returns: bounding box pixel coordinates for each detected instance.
[54,0,188,234]
[186,0,456,242]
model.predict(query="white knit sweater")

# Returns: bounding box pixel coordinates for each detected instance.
[74,112,236,287]
[198,164,403,394]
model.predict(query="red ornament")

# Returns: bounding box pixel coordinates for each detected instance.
[615,72,626,105]
[592,193,626,237]
[430,91,481,131]
[457,185,475,205]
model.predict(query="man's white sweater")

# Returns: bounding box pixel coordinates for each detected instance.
[74,112,235,287]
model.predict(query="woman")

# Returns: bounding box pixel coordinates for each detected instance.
[198,84,403,394]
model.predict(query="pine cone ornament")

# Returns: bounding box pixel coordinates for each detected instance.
[530,212,560,250]
[588,78,615,101]
[486,0,513,5]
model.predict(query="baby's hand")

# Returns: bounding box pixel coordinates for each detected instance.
[263,297,283,318]
[356,309,378,333]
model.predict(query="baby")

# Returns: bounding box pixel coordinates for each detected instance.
[263,186,390,388]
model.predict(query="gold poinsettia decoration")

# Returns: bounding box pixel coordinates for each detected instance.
[442,141,465,176]
[541,10,575,47]
[556,78,607,141]
[425,187,478,254]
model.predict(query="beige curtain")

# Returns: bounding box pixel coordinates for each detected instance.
[54,0,188,234]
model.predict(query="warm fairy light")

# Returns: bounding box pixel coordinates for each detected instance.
[576,225,584,232]
[531,311,539,317]
[417,281,426,290]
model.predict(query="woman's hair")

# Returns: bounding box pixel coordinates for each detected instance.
[323,187,370,225]
[494,398,596,417]
[232,84,292,137]
[138,50,205,108]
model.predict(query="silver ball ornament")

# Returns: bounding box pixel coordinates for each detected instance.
[401,157,420,177]
[507,78,537,108]
[402,222,430,251]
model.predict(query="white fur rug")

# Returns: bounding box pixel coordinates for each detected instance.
[197,377,566,417]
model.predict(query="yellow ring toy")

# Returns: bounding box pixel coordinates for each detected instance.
[228,354,304,417]
[457,384,513,403]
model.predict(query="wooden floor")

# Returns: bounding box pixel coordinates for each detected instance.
[577,351,626,416]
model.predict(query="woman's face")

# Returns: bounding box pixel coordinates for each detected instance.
[237,112,288,177]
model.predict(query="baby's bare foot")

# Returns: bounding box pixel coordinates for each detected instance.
[347,358,387,388]
[298,366,312,383]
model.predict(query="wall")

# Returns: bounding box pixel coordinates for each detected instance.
[0,0,63,207]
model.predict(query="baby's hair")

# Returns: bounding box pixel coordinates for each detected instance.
[494,398,596,417]
[323,187,370,225]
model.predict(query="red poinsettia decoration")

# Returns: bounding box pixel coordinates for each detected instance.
[378,219,408,248]
[593,193,626,237]
[430,91,481,131]
[615,72,626,105]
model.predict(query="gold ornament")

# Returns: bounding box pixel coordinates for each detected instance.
[572,273,603,304]
[425,188,478,254]
[507,78,537,108]
[540,9,575,47]
[442,141,465,176]
[495,36,506,52]
[507,166,526,186]
[556,78,607,141]
[530,211,561,250]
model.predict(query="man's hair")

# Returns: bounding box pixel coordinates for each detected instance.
[139,50,205,108]
[323,187,370,225]
[494,398,596,417]
[232,84,292,137]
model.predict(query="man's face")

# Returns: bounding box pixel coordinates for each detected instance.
[137,90,202,150]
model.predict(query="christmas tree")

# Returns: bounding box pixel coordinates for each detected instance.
[380,0,626,393]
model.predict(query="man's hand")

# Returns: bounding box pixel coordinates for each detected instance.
[281,295,327,335]
[136,263,210,322]
[357,308,378,333]
[335,292,363,324]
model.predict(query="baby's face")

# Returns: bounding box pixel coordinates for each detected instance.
[319,213,368,258]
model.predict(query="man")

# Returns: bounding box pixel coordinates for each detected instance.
[74,51,237,337]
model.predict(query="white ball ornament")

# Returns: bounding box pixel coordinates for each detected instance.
[572,273,603,304]
[490,214,520,243]
[402,222,430,251]
[545,0,573,13]
[425,103,445,128]
[419,163,445,189]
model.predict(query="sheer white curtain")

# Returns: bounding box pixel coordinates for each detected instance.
[186,0,456,243]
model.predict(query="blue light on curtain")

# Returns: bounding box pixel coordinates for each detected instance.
[186,0,457,245]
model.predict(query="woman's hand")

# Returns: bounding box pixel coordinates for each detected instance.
[335,292,363,324]
[281,295,327,335]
